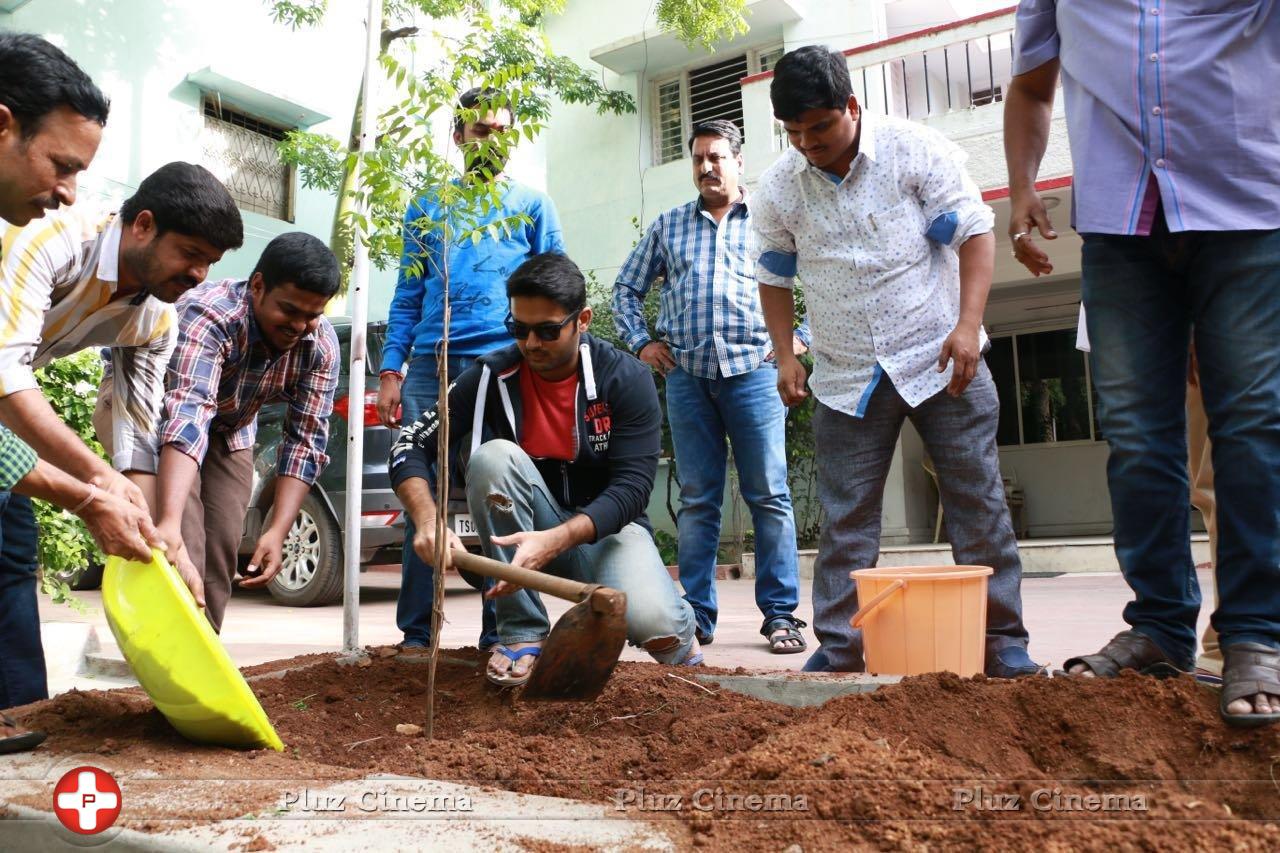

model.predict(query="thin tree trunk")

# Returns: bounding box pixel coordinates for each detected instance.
[427,221,451,740]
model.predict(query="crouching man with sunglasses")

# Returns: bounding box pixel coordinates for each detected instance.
[389,253,701,686]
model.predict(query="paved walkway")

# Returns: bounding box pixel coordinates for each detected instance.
[40,566,1217,683]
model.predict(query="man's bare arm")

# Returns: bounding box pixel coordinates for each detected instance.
[759,285,808,406]
[1004,59,1061,276]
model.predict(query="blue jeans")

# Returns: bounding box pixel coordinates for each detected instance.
[1082,223,1280,664]
[396,353,498,649]
[807,364,1029,672]
[0,492,45,709]
[665,363,800,636]
[466,440,697,665]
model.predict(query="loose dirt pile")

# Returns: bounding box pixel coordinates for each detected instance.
[11,649,1280,850]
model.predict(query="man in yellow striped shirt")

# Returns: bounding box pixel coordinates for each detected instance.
[0,31,113,753]
[0,162,243,723]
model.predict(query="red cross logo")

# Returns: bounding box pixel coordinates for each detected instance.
[52,766,122,834]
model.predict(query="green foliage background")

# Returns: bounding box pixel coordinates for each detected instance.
[33,352,105,609]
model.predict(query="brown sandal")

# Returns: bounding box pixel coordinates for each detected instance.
[1220,642,1280,729]
[1058,630,1188,678]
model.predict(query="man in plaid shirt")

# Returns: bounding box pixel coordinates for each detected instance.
[613,119,809,654]
[154,232,341,630]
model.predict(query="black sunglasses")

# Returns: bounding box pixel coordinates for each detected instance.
[505,309,581,342]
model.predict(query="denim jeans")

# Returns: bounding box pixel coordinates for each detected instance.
[0,492,45,709]
[665,363,800,636]
[807,364,1029,672]
[466,439,697,665]
[1082,223,1280,664]
[395,353,498,649]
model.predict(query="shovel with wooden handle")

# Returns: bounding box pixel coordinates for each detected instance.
[450,549,627,700]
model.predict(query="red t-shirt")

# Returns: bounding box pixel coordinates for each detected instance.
[519,367,579,461]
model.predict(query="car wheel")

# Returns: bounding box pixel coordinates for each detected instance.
[267,491,343,606]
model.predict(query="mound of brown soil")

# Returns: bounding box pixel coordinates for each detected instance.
[12,649,1280,850]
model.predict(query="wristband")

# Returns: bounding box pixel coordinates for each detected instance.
[72,483,99,514]
[380,370,404,382]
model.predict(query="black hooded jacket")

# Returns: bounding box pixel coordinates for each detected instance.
[388,333,661,539]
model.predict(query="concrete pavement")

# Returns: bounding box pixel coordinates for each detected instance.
[38,566,1218,692]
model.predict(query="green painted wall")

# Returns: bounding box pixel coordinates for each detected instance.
[0,0,399,317]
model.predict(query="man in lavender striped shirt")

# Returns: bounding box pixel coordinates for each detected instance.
[1005,1,1280,726]
[613,120,808,653]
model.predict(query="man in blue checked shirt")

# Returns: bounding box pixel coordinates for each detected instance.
[613,119,808,654]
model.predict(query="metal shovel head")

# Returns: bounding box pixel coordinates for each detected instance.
[524,585,627,701]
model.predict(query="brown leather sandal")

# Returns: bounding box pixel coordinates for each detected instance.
[1058,630,1188,678]
[1220,642,1280,729]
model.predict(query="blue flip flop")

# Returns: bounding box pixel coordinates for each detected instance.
[486,645,542,687]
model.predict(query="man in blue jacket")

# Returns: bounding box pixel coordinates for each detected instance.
[377,87,565,653]
[390,253,699,686]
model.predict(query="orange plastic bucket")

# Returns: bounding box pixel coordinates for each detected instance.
[849,565,992,676]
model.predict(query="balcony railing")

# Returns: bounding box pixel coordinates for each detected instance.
[852,28,1015,121]
[754,10,1029,154]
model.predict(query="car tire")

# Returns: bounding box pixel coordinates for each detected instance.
[267,491,343,607]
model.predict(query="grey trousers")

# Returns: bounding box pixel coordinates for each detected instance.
[809,361,1029,672]
[96,381,252,632]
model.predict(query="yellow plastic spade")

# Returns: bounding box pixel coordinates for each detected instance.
[102,549,284,751]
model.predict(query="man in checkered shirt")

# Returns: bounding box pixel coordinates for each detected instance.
[153,233,341,631]
[613,119,809,655]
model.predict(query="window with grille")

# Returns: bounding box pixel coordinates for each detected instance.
[652,47,781,166]
[757,46,785,73]
[654,78,685,166]
[688,54,748,134]
[199,99,294,221]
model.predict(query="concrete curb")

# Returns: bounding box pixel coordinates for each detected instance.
[694,672,900,707]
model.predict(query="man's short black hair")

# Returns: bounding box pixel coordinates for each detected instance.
[506,252,585,312]
[770,45,853,121]
[252,232,340,298]
[120,162,244,252]
[453,86,511,136]
[0,32,110,136]
[688,119,742,156]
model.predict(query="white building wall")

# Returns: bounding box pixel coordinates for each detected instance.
[543,1,1124,542]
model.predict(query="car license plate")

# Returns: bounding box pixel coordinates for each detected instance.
[453,513,477,536]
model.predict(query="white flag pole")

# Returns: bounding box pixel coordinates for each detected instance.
[342,0,383,656]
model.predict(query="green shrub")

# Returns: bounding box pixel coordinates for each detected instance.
[33,351,106,609]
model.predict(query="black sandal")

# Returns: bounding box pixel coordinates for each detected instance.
[1058,629,1188,678]
[1220,642,1280,729]
[0,713,46,755]
[762,616,808,655]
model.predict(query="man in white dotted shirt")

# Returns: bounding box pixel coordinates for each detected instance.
[754,46,1038,677]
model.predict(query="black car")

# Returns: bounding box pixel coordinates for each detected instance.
[58,320,478,599]
[244,319,479,606]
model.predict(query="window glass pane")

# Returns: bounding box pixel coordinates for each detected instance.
[654,79,684,165]
[986,337,1020,446]
[1016,328,1092,443]
[757,47,784,73]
